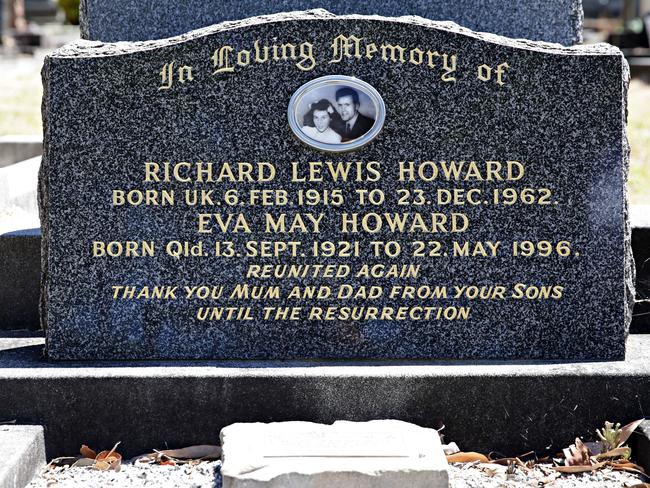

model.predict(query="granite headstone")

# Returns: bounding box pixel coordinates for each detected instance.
[79,0,583,45]
[41,10,632,360]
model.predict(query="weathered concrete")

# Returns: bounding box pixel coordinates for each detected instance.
[0,425,45,488]
[0,230,40,331]
[631,205,650,301]
[0,155,40,331]
[1,333,650,459]
[221,420,448,487]
[631,205,650,333]
[0,156,40,235]
[0,137,41,169]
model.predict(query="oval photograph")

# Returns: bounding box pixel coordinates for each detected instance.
[288,75,386,152]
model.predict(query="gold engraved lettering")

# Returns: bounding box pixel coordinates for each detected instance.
[265,213,323,233]
[398,160,524,182]
[426,52,457,81]
[214,40,315,73]
[177,65,193,84]
[237,50,250,66]
[93,241,155,257]
[409,47,424,65]
[158,62,174,90]
[263,307,302,320]
[478,62,510,85]
[212,46,235,74]
[381,43,406,63]
[158,62,194,89]
[340,213,469,234]
[330,34,363,63]
[253,40,269,63]
[198,214,252,234]
[296,42,316,71]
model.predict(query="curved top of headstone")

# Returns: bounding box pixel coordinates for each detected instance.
[57,9,607,60]
[79,0,583,46]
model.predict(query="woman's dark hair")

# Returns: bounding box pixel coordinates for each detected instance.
[302,98,340,127]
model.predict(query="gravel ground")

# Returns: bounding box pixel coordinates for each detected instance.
[26,461,222,488]
[27,461,645,487]
[448,462,646,487]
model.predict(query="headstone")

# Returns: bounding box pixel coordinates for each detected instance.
[0,156,40,330]
[79,0,583,45]
[219,420,449,488]
[41,10,632,360]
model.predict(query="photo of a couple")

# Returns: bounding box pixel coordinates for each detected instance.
[288,76,385,152]
[300,87,375,144]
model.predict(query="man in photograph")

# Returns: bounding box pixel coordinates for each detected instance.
[334,87,375,142]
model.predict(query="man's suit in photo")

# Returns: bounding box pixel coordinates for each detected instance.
[337,113,375,142]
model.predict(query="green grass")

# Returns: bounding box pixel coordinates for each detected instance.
[1,58,649,203]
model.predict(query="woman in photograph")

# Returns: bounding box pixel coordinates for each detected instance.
[301,99,342,144]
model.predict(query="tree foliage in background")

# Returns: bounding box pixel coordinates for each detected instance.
[58,0,80,25]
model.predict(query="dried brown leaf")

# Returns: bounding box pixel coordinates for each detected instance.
[595,446,631,460]
[48,457,79,467]
[563,438,592,466]
[96,441,122,462]
[93,460,110,471]
[157,445,221,460]
[553,462,606,473]
[71,458,95,468]
[618,419,645,447]
[610,462,646,474]
[94,442,122,472]
[446,452,490,463]
[80,445,96,459]
[135,445,222,464]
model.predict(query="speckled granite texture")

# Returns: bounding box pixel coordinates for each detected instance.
[41,10,631,360]
[79,0,583,45]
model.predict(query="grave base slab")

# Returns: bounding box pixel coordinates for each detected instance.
[2,333,650,459]
[0,425,45,488]
[220,420,448,488]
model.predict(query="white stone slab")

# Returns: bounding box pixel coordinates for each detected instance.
[0,156,40,235]
[220,420,449,488]
[0,425,45,488]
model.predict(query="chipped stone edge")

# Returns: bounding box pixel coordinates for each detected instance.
[38,57,51,340]
[623,56,635,351]
[569,0,584,45]
[79,0,90,40]
[50,9,617,60]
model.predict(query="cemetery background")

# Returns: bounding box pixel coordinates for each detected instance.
[2,0,650,487]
